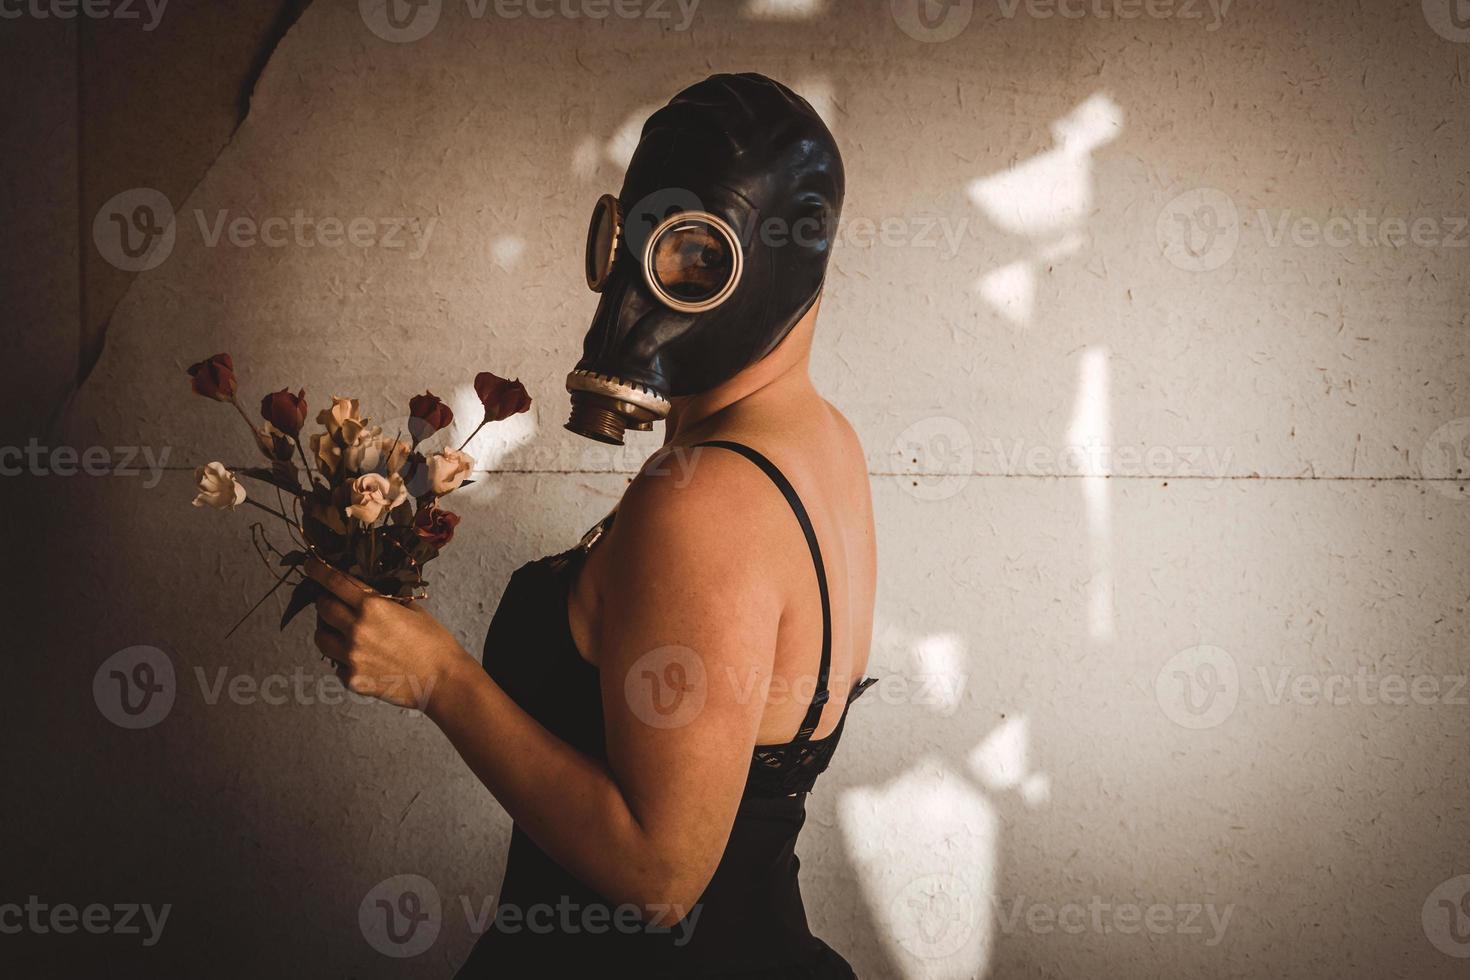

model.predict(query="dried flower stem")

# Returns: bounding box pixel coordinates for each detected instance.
[292,437,318,488]
[225,565,302,639]
[229,397,258,438]
[242,496,294,525]
[455,418,488,453]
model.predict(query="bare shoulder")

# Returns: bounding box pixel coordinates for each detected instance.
[819,400,875,511]
[600,443,799,591]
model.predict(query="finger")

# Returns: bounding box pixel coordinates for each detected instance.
[313,623,351,665]
[314,592,357,633]
[305,558,370,608]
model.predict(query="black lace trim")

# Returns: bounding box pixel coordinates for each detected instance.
[744,678,877,798]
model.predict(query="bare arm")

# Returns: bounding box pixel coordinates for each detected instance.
[310,449,787,916]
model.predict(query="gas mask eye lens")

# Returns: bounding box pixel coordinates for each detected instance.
[584,193,622,292]
[642,211,743,313]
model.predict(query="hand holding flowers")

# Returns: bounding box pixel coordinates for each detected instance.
[185,353,531,633]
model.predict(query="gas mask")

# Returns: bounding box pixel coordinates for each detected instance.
[565,73,845,445]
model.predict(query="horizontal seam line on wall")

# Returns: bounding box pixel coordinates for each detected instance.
[151,467,1464,482]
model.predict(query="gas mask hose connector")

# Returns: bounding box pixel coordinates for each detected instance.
[565,393,630,445]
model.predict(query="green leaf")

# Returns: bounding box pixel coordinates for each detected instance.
[280,578,325,631]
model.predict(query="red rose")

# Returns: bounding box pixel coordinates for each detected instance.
[187,353,237,402]
[260,388,308,437]
[408,391,454,444]
[413,507,460,548]
[474,372,532,422]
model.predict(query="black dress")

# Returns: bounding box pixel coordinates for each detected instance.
[457,441,874,979]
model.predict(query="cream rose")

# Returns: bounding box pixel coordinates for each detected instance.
[192,462,247,510]
[379,436,412,477]
[316,396,362,438]
[345,472,408,524]
[342,423,385,473]
[426,448,475,495]
[310,430,342,477]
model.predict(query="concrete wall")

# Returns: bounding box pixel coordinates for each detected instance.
[8,0,1470,976]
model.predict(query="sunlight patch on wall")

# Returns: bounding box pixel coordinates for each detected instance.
[606,104,661,169]
[910,631,968,716]
[968,93,1122,237]
[967,714,1051,807]
[490,235,526,270]
[1067,347,1114,641]
[571,135,601,180]
[452,381,537,472]
[840,759,996,979]
[969,92,1123,326]
[978,260,1034,325]
[743,0,827,19]
[792,74,839,136]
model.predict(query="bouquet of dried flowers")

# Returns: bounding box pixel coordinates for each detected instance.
[185,353,531,633]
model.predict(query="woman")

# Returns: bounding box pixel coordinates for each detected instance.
[308,73,875,977]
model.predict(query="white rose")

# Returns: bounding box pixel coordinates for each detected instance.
[192,462,247,510]
[426,448,475,495]
[345,472,408,524]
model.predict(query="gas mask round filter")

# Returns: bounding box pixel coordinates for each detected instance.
[565,73,844,445]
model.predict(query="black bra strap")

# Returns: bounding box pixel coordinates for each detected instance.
[694,440,832,742]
